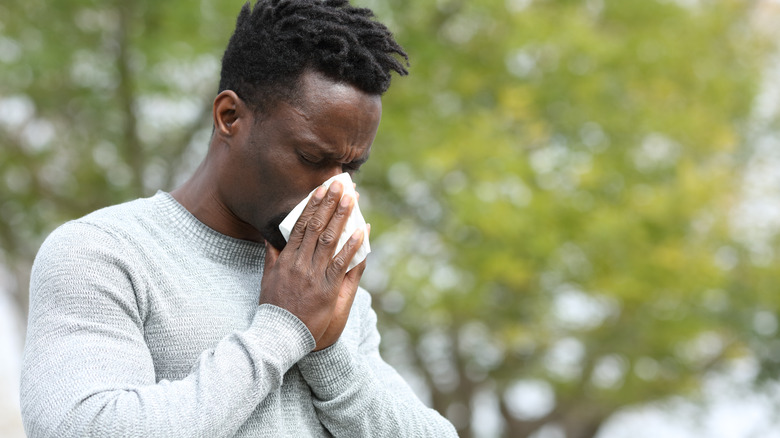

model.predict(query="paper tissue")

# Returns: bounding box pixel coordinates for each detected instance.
[278,173,370,270]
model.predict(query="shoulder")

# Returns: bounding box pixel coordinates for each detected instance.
[32,196,161,280]
[37,195,159,255]
[74,195,158,234]
[29,197,166,319]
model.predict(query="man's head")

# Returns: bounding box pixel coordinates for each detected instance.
[193,0,408,249]
[218,0,408,115]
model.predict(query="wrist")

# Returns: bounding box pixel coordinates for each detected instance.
[298,340,361,398]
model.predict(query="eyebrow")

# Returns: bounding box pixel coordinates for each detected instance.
[301,142,371,165]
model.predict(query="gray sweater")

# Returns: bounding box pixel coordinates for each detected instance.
[20,192,457,437]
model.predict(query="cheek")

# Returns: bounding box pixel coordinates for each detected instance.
[242,145,321,218]
[255,173,305,219]
[275,164,322,202]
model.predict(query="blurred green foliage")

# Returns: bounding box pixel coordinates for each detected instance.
[1,0,779,437]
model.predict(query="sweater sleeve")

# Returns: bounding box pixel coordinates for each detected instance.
[20,222,315,438]
[296,292,458,437]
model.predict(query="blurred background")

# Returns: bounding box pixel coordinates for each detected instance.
[2,0,780,436]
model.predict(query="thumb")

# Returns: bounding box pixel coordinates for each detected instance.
[264,240,280,270]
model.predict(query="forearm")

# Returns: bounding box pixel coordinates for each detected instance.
[297,341,457,437]
[21,304,314,438]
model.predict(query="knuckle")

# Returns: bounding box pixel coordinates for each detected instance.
[307,194,322,208]
[325,259,344,282]
[287,255,313,275]
[322,191,339,207]
[318,229,339,247]
[331,253,348,268]
[290,257,307,273]
[306,217,327,233]
[292,220,308,235]
[333,206,349,219]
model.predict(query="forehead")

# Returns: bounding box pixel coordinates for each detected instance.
[294,71,382,117]
[268,71,382,159]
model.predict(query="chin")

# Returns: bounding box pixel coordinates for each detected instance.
[261,212,289,251]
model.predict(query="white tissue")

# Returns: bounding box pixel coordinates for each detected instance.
[279,172,370,270]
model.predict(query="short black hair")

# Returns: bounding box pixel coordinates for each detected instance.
[218,0,409,113]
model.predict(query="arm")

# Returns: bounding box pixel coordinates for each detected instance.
[261,181,456,435]
[296,291,458,437]
[20,222,314,438]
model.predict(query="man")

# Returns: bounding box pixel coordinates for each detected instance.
[20,1,458,436]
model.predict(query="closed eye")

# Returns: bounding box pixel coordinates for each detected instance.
[342,162,362,174]
[298,153,322,166]
[299,151,365,174]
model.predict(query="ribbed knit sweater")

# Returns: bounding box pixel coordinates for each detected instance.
[20,192,457,437]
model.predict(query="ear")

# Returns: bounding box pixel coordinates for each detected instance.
[212,90,249,136]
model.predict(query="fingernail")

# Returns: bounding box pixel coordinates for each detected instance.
[340,193,353,208]
[329,181,343,194]
[313,185,327,201]
[350,227,364,243]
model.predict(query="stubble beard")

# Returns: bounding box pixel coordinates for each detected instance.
[260,211,289,251]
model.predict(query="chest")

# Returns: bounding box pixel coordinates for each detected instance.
[136,253,263,380]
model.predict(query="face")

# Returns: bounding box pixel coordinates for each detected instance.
[218,70,382,249]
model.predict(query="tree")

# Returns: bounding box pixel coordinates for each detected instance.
[1,1,778,437]
[357,0,778,436]
[0,0,246,324]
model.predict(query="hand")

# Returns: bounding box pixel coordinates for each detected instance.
[260,181,367,351]
[316,223,369,350]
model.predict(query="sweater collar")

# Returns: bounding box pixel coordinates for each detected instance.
[152,191,266,269]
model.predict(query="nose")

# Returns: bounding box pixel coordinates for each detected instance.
[305,165,344,194]
[320,165,344,184]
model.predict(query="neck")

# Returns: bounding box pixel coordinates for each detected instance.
[171,155,262,242]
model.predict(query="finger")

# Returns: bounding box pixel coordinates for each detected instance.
[326,226,364,282]
[300,181,345,259]
[346,254,367,280]
[313,189,354,263]
[286,184,327,250]
[334,258,366,317]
